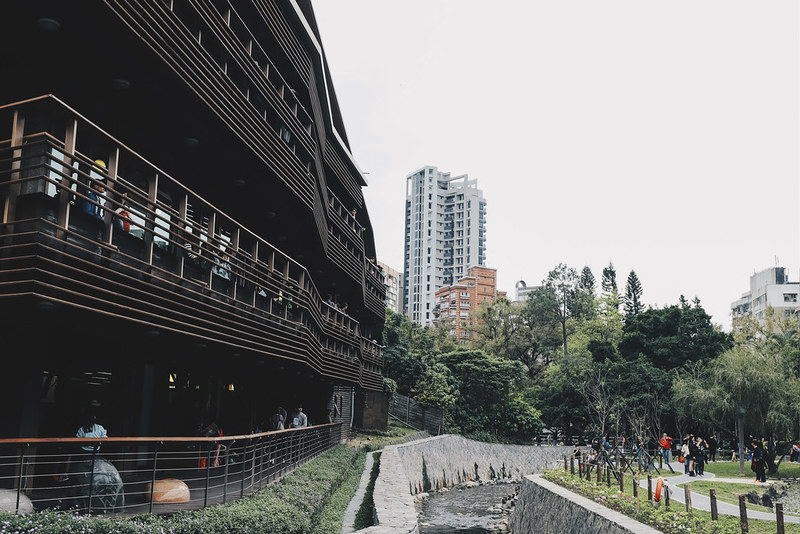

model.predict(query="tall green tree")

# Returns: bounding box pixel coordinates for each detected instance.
[623,270,644,315]
[601,262,617,293]
[579,266,596,292]
[619,300,731,369]
[534,264,582,363]
[470,296,561,379]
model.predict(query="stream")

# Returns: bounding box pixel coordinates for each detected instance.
[417,482,516,533]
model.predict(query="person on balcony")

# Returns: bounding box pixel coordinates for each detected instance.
[289,405,308,428]
[80,160,108,221]
[113,193,131,233]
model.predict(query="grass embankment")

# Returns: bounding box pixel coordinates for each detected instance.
[353,451,382,530]
[543,470,800,534]
[347,417,421,451]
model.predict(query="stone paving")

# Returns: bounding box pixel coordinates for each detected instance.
[641,463,800,523]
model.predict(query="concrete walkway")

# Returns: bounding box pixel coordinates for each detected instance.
[640,465,799,523]
[342,451,376,534]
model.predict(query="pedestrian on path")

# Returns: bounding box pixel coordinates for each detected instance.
[752,439,766,483]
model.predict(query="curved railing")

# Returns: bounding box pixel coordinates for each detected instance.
[0,96,383,390]
[0,424,344,516]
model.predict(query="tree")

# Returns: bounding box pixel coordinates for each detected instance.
[619,300,731,369]
[470,296,561,380]
[673,346,791,475]
[579,266,596,292]
[535,264,586,363]
[623,270,644,315]
[438,349,532,439]
[601,262,617,293]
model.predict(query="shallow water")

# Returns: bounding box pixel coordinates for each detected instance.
[417,482,515,533]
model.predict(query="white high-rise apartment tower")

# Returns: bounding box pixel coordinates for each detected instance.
[403,165,487,325]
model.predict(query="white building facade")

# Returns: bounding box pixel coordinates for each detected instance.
[378,260,403,314]
[403,165,487,325]
[731,267,799,323]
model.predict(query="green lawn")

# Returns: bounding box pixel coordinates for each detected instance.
[546,470,800,534]
[704,460,800,480]
[680,480,776,514]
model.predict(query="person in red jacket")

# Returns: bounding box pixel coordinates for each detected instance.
[659,433,674,463]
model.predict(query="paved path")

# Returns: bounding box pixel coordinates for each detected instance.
[341,451,375,534]
[639,464,799,523]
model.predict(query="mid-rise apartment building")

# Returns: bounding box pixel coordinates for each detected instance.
[432,266,498,342]
[378,260,402,314]
[731,267,799,323]
[403,165,487,325]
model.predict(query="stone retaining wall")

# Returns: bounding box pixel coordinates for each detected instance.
[357,434,573,533]
[510,475,663,534]
[394,435,571,493]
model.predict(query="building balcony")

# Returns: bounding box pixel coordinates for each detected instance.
[0,96,382,390]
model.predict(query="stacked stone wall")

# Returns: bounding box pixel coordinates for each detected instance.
[510,475,663,534]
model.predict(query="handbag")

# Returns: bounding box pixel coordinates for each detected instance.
[678,456,685,463]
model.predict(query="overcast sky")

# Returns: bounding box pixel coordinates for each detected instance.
[312,1,799,331]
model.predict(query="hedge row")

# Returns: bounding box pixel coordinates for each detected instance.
[0,445,362,534]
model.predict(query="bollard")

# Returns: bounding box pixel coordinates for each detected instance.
[776,502,785,534]
[647,474,652,502]
[738,494,749,533]
[684,484,692,513]
[710,489,718,520]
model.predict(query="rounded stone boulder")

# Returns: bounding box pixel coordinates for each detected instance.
[145,478,190,503]
[0,488,33,513]
[68,456,125,513]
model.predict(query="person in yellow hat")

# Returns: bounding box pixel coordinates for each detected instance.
[80,159,107,220]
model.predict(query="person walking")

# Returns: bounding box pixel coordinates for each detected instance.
[681,437,691,475]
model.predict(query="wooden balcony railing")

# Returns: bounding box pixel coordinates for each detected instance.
[0,96,383,389]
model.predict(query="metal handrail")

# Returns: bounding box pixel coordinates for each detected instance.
[0,423,344,516]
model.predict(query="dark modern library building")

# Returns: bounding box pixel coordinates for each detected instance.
[0,0,386,440]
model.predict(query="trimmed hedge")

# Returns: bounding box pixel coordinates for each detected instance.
[0,445,361,534]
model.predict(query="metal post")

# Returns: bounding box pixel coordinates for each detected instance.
[149,445,159,514]
[223,441,230,503]
[15,447,24,513]
[87,445,98,514]
[204,444,211,508]
[259,439,266,490]
[240,440,246,498]
[710,488,718,520]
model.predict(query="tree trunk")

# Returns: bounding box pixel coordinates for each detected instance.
[737,415,745,476]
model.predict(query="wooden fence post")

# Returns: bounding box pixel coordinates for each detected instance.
[664,483,670,508]
[776,502,784,534]
[738,494,749,533]
[570,457,575,475]
[607,466,611,487]
[564,456,568,472]
[647,474,652,502]
[619,471,624,493]
[684,485,692,513]
[710,489,718,520]
[597,462,601,483]
[632,473,638,499]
